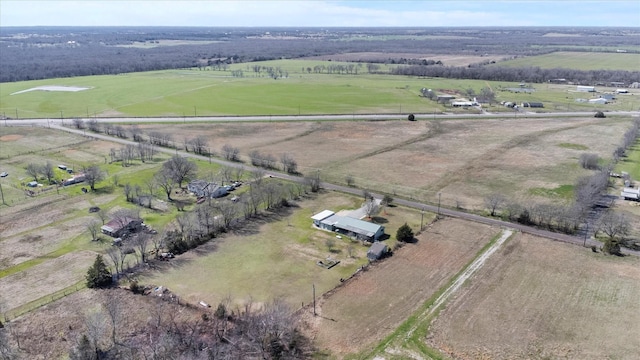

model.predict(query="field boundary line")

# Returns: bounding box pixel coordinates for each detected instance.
[2,280,86,322]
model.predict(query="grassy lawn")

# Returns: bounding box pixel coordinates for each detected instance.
[141,191,429,310]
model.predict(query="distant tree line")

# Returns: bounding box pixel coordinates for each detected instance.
[391,65,640,86]
[3,26,638,82]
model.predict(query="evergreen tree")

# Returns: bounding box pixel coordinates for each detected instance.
[86,255,112,288]
[396,223,414,242]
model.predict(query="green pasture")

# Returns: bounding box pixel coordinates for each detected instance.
[3,58,637,119]
[494,51,640,71]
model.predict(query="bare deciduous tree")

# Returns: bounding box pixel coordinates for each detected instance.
[304,171,321,192]
[87,220,101,241]
[216,201,238,230]
[221,144,240,161]
[133,233,150,264]
[83,165,105,191]
[484,193,506,216]
[579,153,600,170]
[598,211,630,240]
[106,246,127,279]
[280,153,297,174]
[219,166,234,186]
[42,161,55,184]
[250,168,266,187]
[154,169,174,201]
[26,163,40,182]
[162,155,197,189]
[364,199,379,219]
[188,136,208,155]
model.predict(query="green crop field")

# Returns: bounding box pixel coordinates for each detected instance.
[495,51,640,71]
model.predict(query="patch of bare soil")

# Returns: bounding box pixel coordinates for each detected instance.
[301,218,499,358]
[0,134,23,141]
[427,233,640,360]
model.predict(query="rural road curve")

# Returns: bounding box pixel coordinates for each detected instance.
[20,120,640,257]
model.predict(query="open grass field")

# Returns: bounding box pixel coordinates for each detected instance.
[495,51,640,71]
[141,190,432,310]
[302,217,500,358]
[2,59,639,119]
[427,232,640,360]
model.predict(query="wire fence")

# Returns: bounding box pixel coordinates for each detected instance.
[2,281,86,322]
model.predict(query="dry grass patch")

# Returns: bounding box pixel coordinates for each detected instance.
[138,116,632,210]
[303,218,499,358]
[0,215,98,269]
[427,233,640,360]
[0,250,97,312]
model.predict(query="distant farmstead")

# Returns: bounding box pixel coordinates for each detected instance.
[311,210,385,242]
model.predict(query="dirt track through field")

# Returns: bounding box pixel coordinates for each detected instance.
[407,229,512,337]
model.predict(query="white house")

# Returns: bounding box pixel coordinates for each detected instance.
[621,187,640,201]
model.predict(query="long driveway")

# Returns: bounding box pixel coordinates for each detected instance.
[24,119,638,257]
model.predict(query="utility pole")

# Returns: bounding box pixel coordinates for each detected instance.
[437,193,441,217]
[421,207,425,230]
[312,284,316,316]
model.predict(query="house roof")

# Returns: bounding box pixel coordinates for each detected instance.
[102,217,140,233]
[311,210,335,221]
[321,215,383,238]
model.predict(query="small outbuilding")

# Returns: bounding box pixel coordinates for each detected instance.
[367,242,389,261]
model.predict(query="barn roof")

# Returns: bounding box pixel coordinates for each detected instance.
[321,215,383,238]
[311,210,335,221]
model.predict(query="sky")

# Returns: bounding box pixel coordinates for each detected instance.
[1,0,639,27]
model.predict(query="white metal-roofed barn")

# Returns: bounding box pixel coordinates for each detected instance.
[311,210,385,242]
